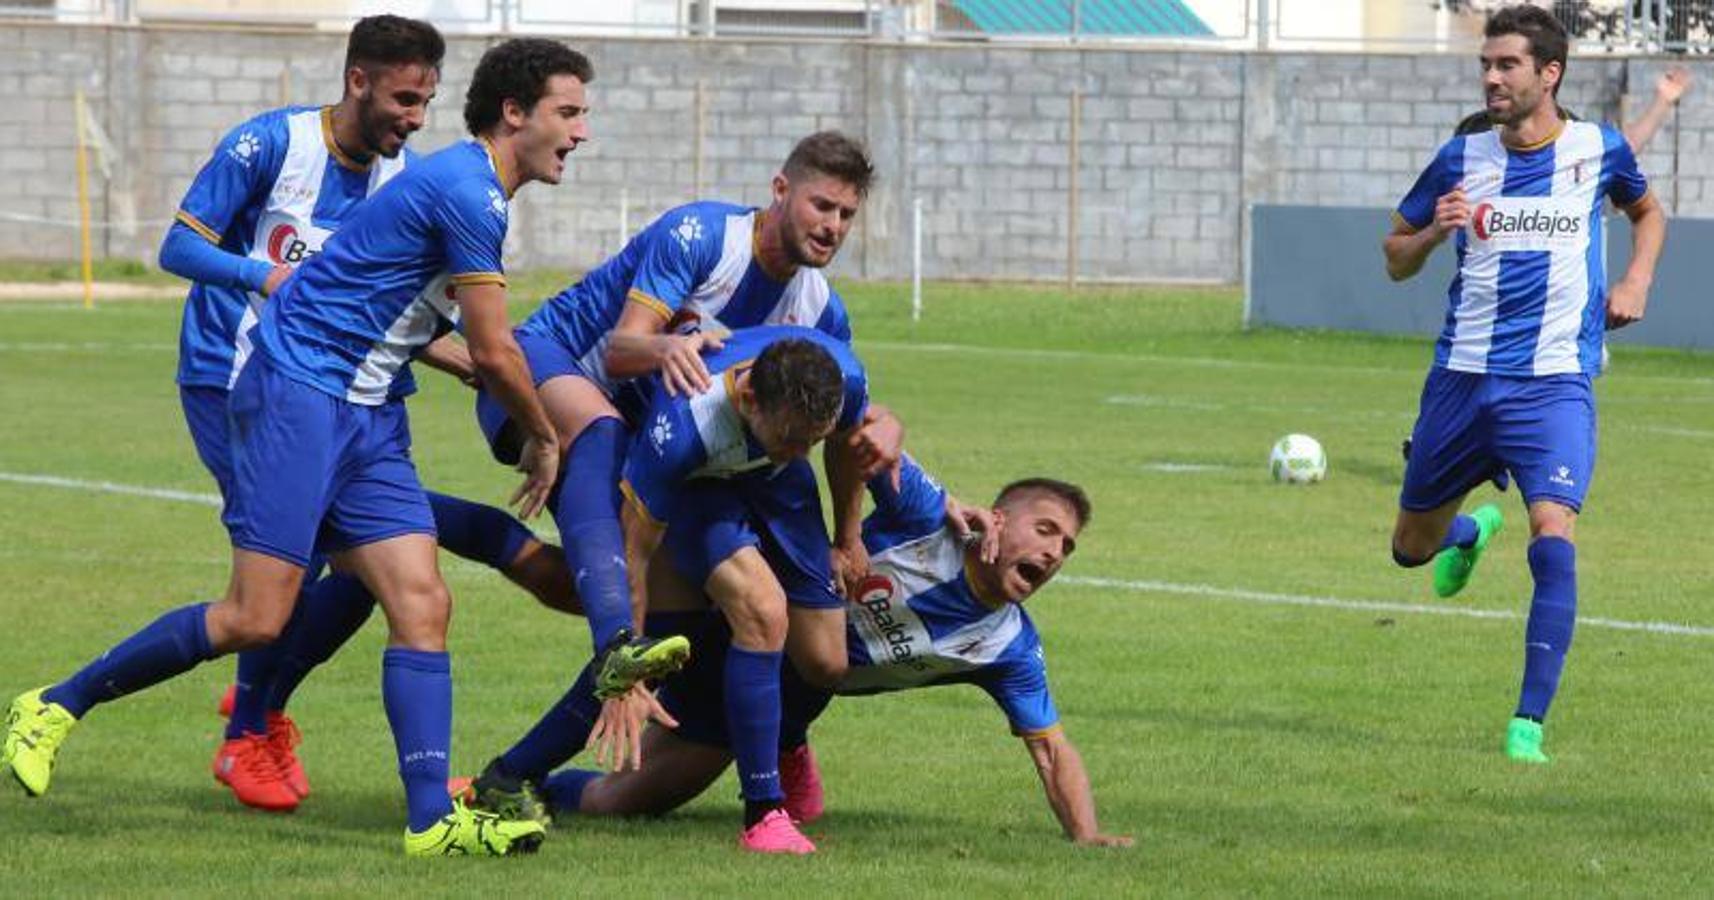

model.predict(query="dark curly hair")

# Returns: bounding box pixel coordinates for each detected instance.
[750,338,846,431]
[463,38,594,136]
[344,15,444,75]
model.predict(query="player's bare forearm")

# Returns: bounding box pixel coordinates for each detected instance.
[458,283,554,445]
[825,435,867,549]
[1623,102,1673,154]
[1383,227,1443,282]
[417,335,478,387]
[603,301,673,381]
[1026,730,1132,848]
[1621,192,1666,287]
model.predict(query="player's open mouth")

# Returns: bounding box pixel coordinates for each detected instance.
[808,234,834,254]
[1016,561,1046,587]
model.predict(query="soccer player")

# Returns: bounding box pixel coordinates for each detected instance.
[471,131,899,700]
[1382,7,1665,764]
[469,325,874,854]
[154,14,477,813]
[2,37,598,856]
[467,458,1130,849]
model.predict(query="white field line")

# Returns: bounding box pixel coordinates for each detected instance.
[1058,575,1714,638]
[0,341,176,352]
[861,339,1714,388]
[1140,462,1231,473]
[4,469,1710,640]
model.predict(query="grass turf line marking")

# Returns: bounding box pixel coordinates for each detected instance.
[8,470,1711,641]
[1059,575,1714,638]
[0,472,219,507]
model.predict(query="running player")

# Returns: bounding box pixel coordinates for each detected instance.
[2,37,596,856]
[1382,6,1665,763]
[465,457,1130,849]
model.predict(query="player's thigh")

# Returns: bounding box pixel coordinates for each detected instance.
[785,607,847,689]
[645,540,713,614]
[1491,374,1596,518]
[474,331,613,464]
[205,548,310,650]
[706,547,788,651]
[1392,498,1467,561]
[665,482,787,647]
[581,728,732,816]
[1400,368,1495,515]
[746,461,843,613]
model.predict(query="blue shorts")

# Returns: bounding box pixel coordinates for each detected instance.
[179,385,236,507]
[223,355,436,568]
[1401,368,1596,513]
[475,331,590,466]
[661,461,843,610]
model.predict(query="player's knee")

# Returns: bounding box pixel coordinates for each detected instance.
[383,582,452,651]
[1391,543,1434,568]
[220,605,292,650]
[722,588,787,651]
[1528,505,1577,541]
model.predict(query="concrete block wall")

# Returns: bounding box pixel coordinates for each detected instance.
[0,21,1707,283]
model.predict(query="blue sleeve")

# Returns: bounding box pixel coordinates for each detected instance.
[435,176,508,288]
[627,209,716,323]
[861,453,947,551]
[816,291,854,344]
[620,396,705,526]
[836,355,869,432]
[1602,124,1649,207]
[171,115,285,276]
[158,222,273,293]
[1395,140,1459,232]
[977,631,1060,737]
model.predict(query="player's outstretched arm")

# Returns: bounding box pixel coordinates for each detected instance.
[603,302,724,395]
[1624,66,1692,154]
[1608,191,1666,330]
[1383,187,1467,282]
[460,281,561,517]
[416,335,479,388]
[1024,729,1133,848]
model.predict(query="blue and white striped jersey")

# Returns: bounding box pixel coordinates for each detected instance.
[173,106,408,390]
[517,200,854,395]
[838,455,1060,737]
[254,139,509,405]
[1396,120,1647,377]
[621,326,868,526]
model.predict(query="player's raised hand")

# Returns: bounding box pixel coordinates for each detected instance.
[588,683,678,772]
[850,406,905,482]
[511,434,560,519]
[658,332,723,396]
[945,494,1000,565]
[1432,187,1470,239]
[1657,65,1693,104]
[1606,277,1649,330]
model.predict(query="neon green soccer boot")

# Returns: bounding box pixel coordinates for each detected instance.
[1504,717,1550,764]
[404,799,546,857]
[466,758,552,829]
[2,687,79,796]
[1433,503,1504,598]
[593,630,691,700]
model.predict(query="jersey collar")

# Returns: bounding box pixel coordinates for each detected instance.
[320,107,373,173]
[479,138,516,198]
[1502,117,1565,153]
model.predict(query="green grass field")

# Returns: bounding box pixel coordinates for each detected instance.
[2,281,1713,897]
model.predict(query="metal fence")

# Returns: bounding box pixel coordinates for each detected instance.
[6,0,1714,52]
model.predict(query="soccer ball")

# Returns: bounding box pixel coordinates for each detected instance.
[1269,434,1327,484]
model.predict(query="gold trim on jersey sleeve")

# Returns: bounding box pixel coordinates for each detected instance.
[174,210,222,243]
[626,288,672,321]
[1016,723,1064,740]
[449,272,507,287]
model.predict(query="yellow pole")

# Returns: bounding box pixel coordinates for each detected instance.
[74,89,95,311]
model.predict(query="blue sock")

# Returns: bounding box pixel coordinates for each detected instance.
[541,768,601,816]
[725,645,784,804]
[1516,537,1577,722]
[226,643,286,739]
[264,574,377,712]
[43,603,215,718]
[427,490,534,571]
[498,661,601,783]
[1441,514,1480,551]
[552,418,632,650]
[383,648,454,832]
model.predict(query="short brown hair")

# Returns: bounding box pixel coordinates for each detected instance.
[750,337,846,428]
[782,131,874,196]
[996,478,1092,529]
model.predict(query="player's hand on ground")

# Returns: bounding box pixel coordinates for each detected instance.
[944,494,1000,564]
[1074,833,1135,848]
[588,683,678,772]
[831,539,872,598]
[261,264,293,297]
[1606,277,1648,330]
[658,332,723,396]
[1432,188,1470,240]
[511,434,560,519]
[850,407,905,482]
[1657,65,1692,104]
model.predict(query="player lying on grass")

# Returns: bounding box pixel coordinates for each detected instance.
[3,37,599,857]
[470,130,901,734]
[471,325,892,854]
[458,456,1130,848]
